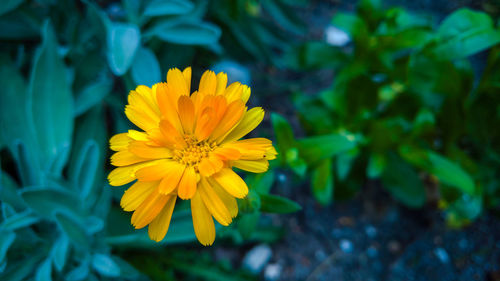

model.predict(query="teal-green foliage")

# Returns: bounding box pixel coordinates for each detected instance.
[280,0,500,226]
[0,0,301,280]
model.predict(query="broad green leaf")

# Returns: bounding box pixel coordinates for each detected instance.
[298,133,358,164]
[271,113,295,164]
[0,210,39,231]
[143,0,193,17]
[312,158,333,205]
[29,20,73,176]
[54,211,88,246]
[130,46,161,87]
[432,9,500,60]
[35,258,52,281]
[260,194,301,214]
[248,171,275,194]
[0,231,15,263]
[367,153,387,178]
[51,235,69,271]
[91,254,120,277]
[285,148,307,177]
[427,151,475,195]
[145,19,221,45]
[237,211,260,240]
[336,148,359,181]
[74,77,112,116]
[106,23,140,75]
[331,13,367,39]
[0,0,24,16]
[381,153,426,208]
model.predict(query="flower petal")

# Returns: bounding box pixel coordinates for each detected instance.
[199,178,232,226]
[131,191,169,229]
[110,133,131,151]
[120,181,158,211]
[148,195,177,242]
[128,142,173,159]
[167,68,189,97]
[212,168,248,198]
[222,107,265,143]
[213,147,241,161]
[215,72,227,96]
[177,166,197,199]
[191,191,215,246]
[158,162,185,194]
[111,151,149,166]
[232,159,269,173]
[198,70,216,97]
[198,155,223,177]
[223,138,274,160]
[211,100,245,142]
[182,67,192,94]
[155,82,183,132]
[135,159,177,181]
[108,162,154,186]
[207,177,238,218]
[177,95,195,134]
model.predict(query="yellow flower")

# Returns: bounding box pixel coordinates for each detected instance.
[108,67,277,245]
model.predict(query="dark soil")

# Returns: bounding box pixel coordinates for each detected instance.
[268,180,500,281]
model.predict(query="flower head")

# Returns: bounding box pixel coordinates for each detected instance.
[108,67,276,245]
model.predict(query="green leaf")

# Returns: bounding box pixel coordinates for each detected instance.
[0,0,24,16]
[91,254,120,277]
[54,211,88,246]
[143,0,194,17]
[248,171,275,194]
[29,20,73,176]
[432,8,500,60]
[261,0,305,34]
[381,153,426,208]
[0,61,41,184]
[68,140,99,199]
[0,170,25,210]
[336,148,359,181]
[35,258,52,281]
[367,153,387,178]
[446,194,482,227]
[21,187,80,218]
[145,19,221,45]
[331,12,367,39]
[0,210,39,231]
[0,231,15,263]
[74,77,112,116]
[65,260,89,281]
[312,158,333,205]
[130,46,161,87]
[427,151,475,195]
[50,235,69,271]
[271,113,295,165]
[69,107,106,206]
[260,194,301,214]
[106,23,140,75]
[0,11,39,39]
[298,133,358,164]
[237,211,260,240]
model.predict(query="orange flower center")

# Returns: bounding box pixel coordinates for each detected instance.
[173,135,217,166]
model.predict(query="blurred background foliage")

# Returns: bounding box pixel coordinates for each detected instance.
[0,0,499,280]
